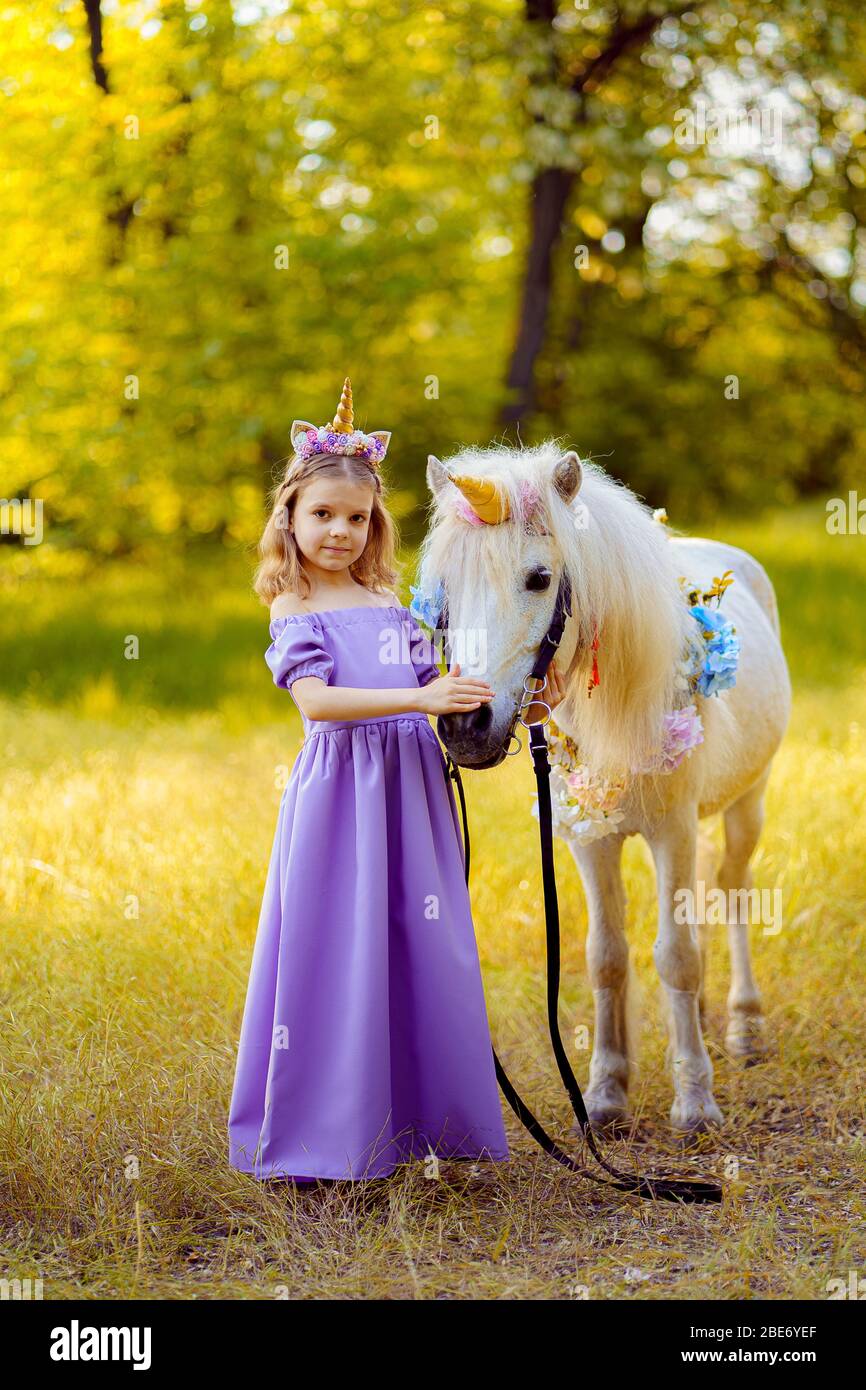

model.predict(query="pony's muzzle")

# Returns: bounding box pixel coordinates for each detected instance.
[437,705,509,768]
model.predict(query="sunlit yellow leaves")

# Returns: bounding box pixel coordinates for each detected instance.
[615,270,644,300]
[94,94,133,129]
[573,207,607,239]
[577,260,615,283]
[1,0,863,565]
[150,487,183,536]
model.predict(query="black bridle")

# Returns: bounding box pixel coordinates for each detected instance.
[433,576,722,1204]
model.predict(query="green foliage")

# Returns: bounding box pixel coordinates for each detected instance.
[1,2,864,562]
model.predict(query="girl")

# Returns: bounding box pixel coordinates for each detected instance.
[228,380,518,1184]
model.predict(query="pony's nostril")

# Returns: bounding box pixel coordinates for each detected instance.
[467,702,492,735]
[439,705,493,742]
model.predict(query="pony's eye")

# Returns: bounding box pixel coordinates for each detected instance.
[525,566,552,592]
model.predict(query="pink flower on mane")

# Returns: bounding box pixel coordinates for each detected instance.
[455,498,486,527]
[519,479,541,517]
[633,704,704,775]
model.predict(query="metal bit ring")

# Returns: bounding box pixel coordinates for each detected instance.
[518,672,552,729]
[518,701,552,730]
[504,728,523,757]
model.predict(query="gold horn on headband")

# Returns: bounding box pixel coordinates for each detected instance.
[331,377,354,434]
[290,376,390,466]
[448,471,511,524]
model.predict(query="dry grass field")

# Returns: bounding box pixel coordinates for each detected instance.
[2,503,864,1299]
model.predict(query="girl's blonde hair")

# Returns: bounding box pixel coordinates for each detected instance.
[253,452,401,605]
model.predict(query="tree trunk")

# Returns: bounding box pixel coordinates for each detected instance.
[500,166,575,428]
[80,0,137,256]
[499,4,681,433]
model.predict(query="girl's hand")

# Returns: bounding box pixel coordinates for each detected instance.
[523,657,566,725]
[416,661,494,716]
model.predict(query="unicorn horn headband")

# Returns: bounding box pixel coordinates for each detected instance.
[446,470,549,526]
[290,378,391,469]
[447,472,512,524]
[443,450,582,525]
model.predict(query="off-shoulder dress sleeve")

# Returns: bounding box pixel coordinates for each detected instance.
[265,615,335,694]
[406,612,442,687]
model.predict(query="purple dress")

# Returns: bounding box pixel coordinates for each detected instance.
[228,603,509,1182]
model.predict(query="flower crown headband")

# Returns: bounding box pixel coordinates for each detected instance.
[290,378,391,469]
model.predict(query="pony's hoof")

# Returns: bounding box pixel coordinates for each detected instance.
[575,1109,631,1139]
[670,1091,723,1134]
[582,1085,631,1136]
[725,1025,767,1066]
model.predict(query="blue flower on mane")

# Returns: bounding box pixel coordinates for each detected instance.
[689,604,739,697]
[409,576,445,629]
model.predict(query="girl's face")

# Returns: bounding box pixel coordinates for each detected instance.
[290,474,375,576]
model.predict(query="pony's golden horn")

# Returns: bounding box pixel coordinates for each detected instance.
[331,378,354,434]
[449,472,510,524]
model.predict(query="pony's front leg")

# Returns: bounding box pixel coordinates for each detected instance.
[648,807,723,1134]
[569,834,631,1132]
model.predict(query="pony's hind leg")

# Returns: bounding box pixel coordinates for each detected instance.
[568,834,631,1132]
[695,821,721,1029]
[718,776,768,1063]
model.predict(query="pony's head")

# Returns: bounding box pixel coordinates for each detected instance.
[419,440,691,775]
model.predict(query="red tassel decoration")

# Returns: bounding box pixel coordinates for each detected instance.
[587,622,600,698]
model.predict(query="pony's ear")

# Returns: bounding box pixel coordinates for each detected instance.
[291,420,316,449]
[426,454,452,499]
[553,450,582,504]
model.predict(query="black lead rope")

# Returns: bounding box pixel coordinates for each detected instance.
[437,581,722,1205]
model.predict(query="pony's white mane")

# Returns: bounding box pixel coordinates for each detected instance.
[419,439,694,779]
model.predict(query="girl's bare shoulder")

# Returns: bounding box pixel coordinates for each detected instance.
[269,592,309,620]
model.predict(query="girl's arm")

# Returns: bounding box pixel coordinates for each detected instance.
[292,667,494,722]
[291,679,423,721]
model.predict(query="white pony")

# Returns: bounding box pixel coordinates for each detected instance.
[418,442,792,1134]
